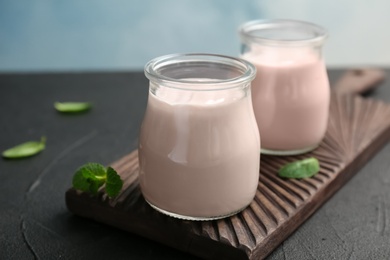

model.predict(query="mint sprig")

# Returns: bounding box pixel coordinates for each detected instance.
[72,163,123,197]
[278,157,320,179]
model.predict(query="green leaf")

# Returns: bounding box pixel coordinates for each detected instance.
[2,137,46,159]
[72,163,107,194]
[278,157,320,179]
[105,167,123,198]
[54,102,91,113]
[72,163,123,197]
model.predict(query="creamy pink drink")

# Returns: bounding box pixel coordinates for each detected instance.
[239,19,330,155]
[242,48,330,152]
[139,81,260,219]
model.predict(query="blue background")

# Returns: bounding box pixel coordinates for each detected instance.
[1,0,390,72]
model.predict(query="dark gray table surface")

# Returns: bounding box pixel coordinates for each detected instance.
[1,69,390,260]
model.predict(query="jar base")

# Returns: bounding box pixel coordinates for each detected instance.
[145,199,250,221]
[261,144,319,156]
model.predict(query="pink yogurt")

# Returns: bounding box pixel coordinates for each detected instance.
[242,47,330,153]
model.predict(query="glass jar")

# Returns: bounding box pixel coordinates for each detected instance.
[239,19,330,155]
[139,53,259,220]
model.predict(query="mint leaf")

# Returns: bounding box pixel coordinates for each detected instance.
[54,102,91,113]
[72,163,107,194]
[2,136,46,159]
[278,157,320,179]
[105,167,123,198]
[72,163,123,197]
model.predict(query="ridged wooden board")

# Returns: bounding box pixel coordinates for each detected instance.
[66,93,390,259]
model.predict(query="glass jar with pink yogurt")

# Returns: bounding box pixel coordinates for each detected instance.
[139,53,260,220]
[239,19,330,155]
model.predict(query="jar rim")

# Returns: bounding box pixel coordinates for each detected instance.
[239,19,328,47]
[144,53,256,91]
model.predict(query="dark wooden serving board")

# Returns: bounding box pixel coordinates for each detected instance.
[66,93,390,260]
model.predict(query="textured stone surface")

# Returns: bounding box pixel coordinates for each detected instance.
[1,70,390,259]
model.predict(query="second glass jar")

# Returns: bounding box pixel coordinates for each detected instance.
[239,19,330,155]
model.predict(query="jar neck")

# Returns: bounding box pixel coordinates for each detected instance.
[239,19,328,48]
[149,81,252,106]
[242,43,324,62]
[144,53,256,92]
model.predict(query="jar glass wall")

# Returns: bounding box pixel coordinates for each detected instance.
[139,53,260,220]
[239,19,330,155]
